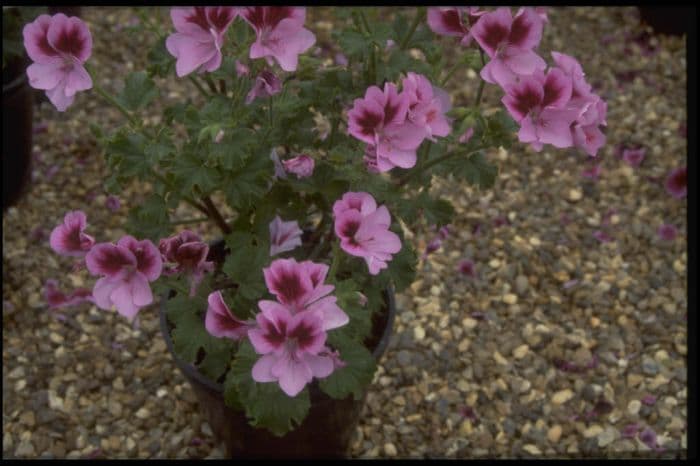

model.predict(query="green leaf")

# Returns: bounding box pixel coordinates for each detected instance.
[222,232,269,307]
[117,72,159,112]
[333,279,372,342]
[146,38,174,78]
[320,333,376,400]
[230,341,311,436]
[125,193,171,242]
[105,131,150,178]
[380,233,417,293]
[461,152,498,189]
[334,30,367,59]
[417,192,455,228]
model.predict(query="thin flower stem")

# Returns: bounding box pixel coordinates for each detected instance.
[149,171,210,216]
[202,196,232,235]
[204,74,219,94]
[359,10,371,35]
[169,217,211,225]
[188,76,210,98]
[440,61,461,87]
[400,9,425,50]
[91,82,138,127]
[327,240,342,283]
[219,79,227,95]
[397,146,486,187]
[268,95,274,127]
[474,50,486,107]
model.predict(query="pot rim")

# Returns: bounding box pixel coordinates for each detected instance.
[3,68,28,95]
[159,284,396,397]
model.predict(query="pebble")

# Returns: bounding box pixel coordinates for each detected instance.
[522,444,541,455]
[515,275,529,294]
[568,189,583,201]
[503,294,518,305]
[397,350,412,367]
[552,389,574,405]
[19,411,35,427]
[413,326,426,341]
[512,344,529,359]
[383,443,397,457]
[547,425,562,443]
[15,440,36,457]
[597,427,618,448]
[627,400,641,416]
[583,425,604,438]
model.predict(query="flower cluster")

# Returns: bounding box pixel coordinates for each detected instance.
[348,73,451,172]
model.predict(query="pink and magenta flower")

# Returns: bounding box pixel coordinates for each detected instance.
[282,154,315,179]
[249,304,335,396]
[347,83,425,172]
[44,279,94,310]
[245,70,282,104]
[240,7,316,72]
[159,230,214,296]
[402,72,452,141]
[471,7,546,86]
[333,192,402,275]
[622,147,646,167]
[269,216,303,256]
[49,210,95,257]
[85,236,162,322]
[166,7,238,77]
[261,258,348,331]
[427,7,485,47]
[665,166,687,199]
[23,13,93,112]
[657,223,678,241]
[205,290,254,340]
[501,68,578,150]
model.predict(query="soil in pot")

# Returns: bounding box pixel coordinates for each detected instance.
[160,241,396,459]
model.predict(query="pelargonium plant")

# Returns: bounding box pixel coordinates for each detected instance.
[31,6,607,436]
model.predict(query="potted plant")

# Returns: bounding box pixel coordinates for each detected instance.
[35,6,607,458]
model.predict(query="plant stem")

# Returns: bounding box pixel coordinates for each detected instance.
[359,10,371,35]
[188,76,210,98]
[440,61,461,87]
[202,196,232,235]
[474,50,486,107]
[169,217,210,225]
[149,170,210,216]
[204,74,219,94]
[397,146,485,187]
[219,79,227,95]
[91,82,138,127]
[268,95,274,127]
[400,9,424,50]
[327,240,342,283]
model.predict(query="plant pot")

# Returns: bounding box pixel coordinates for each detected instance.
[2,57,33,211]
[638,7,693,36]
[159,241,397,459]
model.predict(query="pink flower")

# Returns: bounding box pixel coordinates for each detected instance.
[282,155,315,179]
[622,147,646,167]
[347,83,425,172]
[665,166,687,199]
[44,279,94,310]
[49,210,95,257]
[23,13,93,112]
[501,68,578,150]
[270,148,287,180]
[205,290,254,340]
[363,145,380,173]
[459,127,475,144]
[334,52,348,67]
[85,236,162,322]
[657,223,678,241]
[262,258,349,331]
[592,230,614,243]
[269,216,303,256]
[581,163,602,180]
[639,427,664,452]
[422,237,442,259]
[427,7,485,46]
[245,70,282,104]
[159,230,214,296]
[641,394,658,406]
[166,7,238,77]
[402,72,452,141]
[249,304,335,396]
[333,192,402,275]
[471,7,546,86]
[241,7,316,72]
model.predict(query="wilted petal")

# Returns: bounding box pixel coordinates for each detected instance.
[49,210,95,257]
[269,215,303,256]
[657,224,678,241]
[205,290,250,340]
[282,155,315,179]
[664,166,686,199]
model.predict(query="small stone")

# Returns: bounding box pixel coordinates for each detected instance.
[462,317,478,330]
[627,400,641,416]
[8,366,25,379]
[108,401,122,417]
[598,427,618,447]
[201,422,213,437]
[460,420,473,435]
[489,259,501,269]
[109,436,120,450]
[493,351,509,365]
[112,377,125,391]
[515,275,529,294]
[397,350,412,367]
[4,433,13,451]
[49,333,64,344]
[156,388,168,398]
[552,389,574,405]
[512,344,529,360]
[503,294,518,305]
[135,407,149,419]
[383,443,397,457]
[528,237,541,247]
[126,438,136,451]
[19,411,35,427]
[523,444,541,455]
[547,425,563,443]
[583,425,604,438]
[413,326,426,341]
[15,440,35,457]
[568,189,583,202]
[641,356,659,375]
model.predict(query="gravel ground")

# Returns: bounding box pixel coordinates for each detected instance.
[2,7,687,459]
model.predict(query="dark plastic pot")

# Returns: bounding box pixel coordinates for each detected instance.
[2,59,33,211]
[638,7,693,36]
[159,242,396,458]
